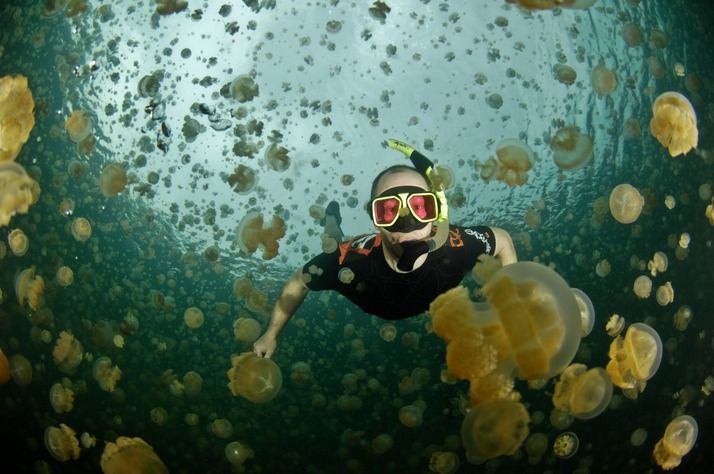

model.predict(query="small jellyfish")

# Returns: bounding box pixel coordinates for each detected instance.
[44,424,80,462]
[605,314,625,337]
[210,419,233,439]
[371,433,394,454]
[461,399,530,463]
[398,404,423,428]
[649,91,698,157]
[64,110,92,143]
[553,431,579,459]
[338,267,355,284]
[595,259,611,277]
[0,348,9,384]
[264,143,290,171]
[10,354,32,387]
[70,217,92,242]
[49,382,75,414]
[591,64,617,96]
[227,164,257,194]
[15,267,44,311]
[55,266,74,287]
[494,139,533,186]
[184,307,205,329]
[622,23,642,47]
[656,282,674,306]
[648,251,668,277]
[92,356,121,392]
[428,450,460,473]
[99,163,128,197]
[7,228,29,258]
[653,415,698,470]
[0,161,39,227]
[631,428,648,447]
[230,75,259,102]
[379,323,397,342]
[550,127,593,171]
[52,331,83,374]
[633,275,652,298]
[553,64,577,85]
[100,436,168,474]
[225,441,254,468]
[525,433,549,465]
[609,184,644,224]
[673,306,692,332]
[233,317,261,343]
[552,364,613,420]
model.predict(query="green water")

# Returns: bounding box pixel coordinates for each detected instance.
[1,0,713,472]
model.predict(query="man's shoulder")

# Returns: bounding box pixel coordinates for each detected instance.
[446,225,494,254]
[337,233,382,265]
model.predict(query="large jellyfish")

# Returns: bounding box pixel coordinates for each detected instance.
[493,139,533,186]
[606,323,662,394]
[461,399,530,463]
[649,91,698,157]
[44,424,80,462]
[0,75,35,161]
[0,161,39,227]
[100,436,168,474]
[552,364,613,420]
[226,352,283,403]
[653,415,698,470]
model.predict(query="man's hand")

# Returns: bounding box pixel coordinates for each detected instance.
[253,332,277,359]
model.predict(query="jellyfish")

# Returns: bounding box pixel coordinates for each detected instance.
[236,212,286,260]
[494,139,533,187]
[524,433,549,465]
[183,371,203,397]
[461,399,530,463]
[0,75,35,161]
[571,288,595,337]
[398,404,423,428]
[227,164,257,194]
[150,407,168,426]
[633,275,652,298]
[92,356,121,392]
[656,282,674,306]
[472,254,502,285]
[609,184,644,224]
[553,64,577,85]
[211,419,233,439]
[0,348,9,384]
[56,266,74,287]
[8,228,29,256]
[225,441,254,468]
[44,424,80,462]
[552,364,613,420]
[0,161,39,227]
[81,432,96,449]
[49,382,75,414]
[15,267,45,311]
[264,143,290,171]
[52,331,83,374]
[673,306,692,331]
[605,313,625,337]
[64,110,92,143]
[155,0,188,15]
[649,92,698,157]
[630,428,648,446]
[648,251,668,277]
[183,306,205,329]
[233,317,261,343]
[550,408,574,430]
[372,433,394,454]
[553,431,579,459]
[100,436,168,474]
[591,64,618,96]
[653,415,698,470]
[226,352,283,403]
[70,217,92,242]
[622,23,642,47]
[550,127,593,171]
[99,163,127,197]
[606,323,662,393]
[379,323,397,342]
[230,75,259,102]
[428,451,460,474]
[289,361,311,385]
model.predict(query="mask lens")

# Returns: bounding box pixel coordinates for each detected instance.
[408,193,438,222]
[372,196,401,226]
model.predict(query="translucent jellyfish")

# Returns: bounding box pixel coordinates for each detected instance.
[236,212,286,260]
[653,415,698,470]
[571,288,595,337]
[230,75,259,102]
[633,275,652,298]
[622,23,642,47]
[398,404,423,428]
[44,424,80,462]
[0,348,9,384]
[494,139,533,186]
[372,433,394,454]
[64,110,92,143]
[0,161,39,227]
[100,437,168,474]
[15,267,45,311]
[648,251,668,277]
[605,313,625,337]
[461,399,530,463]
[81,432,96,449]
[656,282,674,306]
[525,433,549,465]
[150,407,168,426]
[10,354,32,387]
[549,408,574,430]
[552,364,613,420]
[210,419,233,439]
[49,382,75,414]
[71,217,92,242]
[673,306,692,331]
[630,428,648,447]
[226,352,283,403]
[289,361,311,385]
[472,254,502,285]
[99,163,127,197]
[430,262,582,403]
[227,164,257,194]
[595,259,611,277]
[428,451,460,473]
[550,127,593,171]
[591,64,618,96]
[8,228,29,256]
[379,323,397,342]
[182,371,203,397]
[233,317,261,343]
[0,75,35,161]
[225,441,254,468]
[92,356,121,392]
[553,64,577,85]
[56,266,74,287]
[553,431,579,459]
[264,143,290,171]
[649,92,698,157]
[606,323,662,392]
[609,184,644,224]
[52,331,83,374]
[183,306,205,329]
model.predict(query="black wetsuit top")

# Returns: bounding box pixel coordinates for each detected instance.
[302,225,496,320]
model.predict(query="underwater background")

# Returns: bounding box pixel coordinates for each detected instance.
[1,0,713,472]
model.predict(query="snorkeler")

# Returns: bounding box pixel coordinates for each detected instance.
[253,140,517,358]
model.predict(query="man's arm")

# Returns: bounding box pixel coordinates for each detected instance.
[253,269,310,358]
[491,227,517,265]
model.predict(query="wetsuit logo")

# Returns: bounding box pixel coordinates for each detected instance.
[448,228,464,248]
[464,228,492,254]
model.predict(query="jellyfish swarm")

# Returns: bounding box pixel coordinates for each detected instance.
[649,92,698,157]
[226,352,283,403]
[0,75,35,161]
[552,364,613,420]
[550,127,593,171]
[0,161,39,227]
[606,323,662,394]
[236,212,286,260]
[653,415,698,470]
[100,436,168,474]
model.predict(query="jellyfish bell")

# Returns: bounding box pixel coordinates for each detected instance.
[99,163,128,197]
[606,323,662,392]
[226,352,283,403]
[233,317,261,343]
[609,183,644,224]
[52,331,83,374]
[70,217,92,242]
[494,139,533,186]
[461,399,530,463]
[15,267,45,311]
[398,404,423,428]
[553,431,579,459]
[50,382,75,414]
[570,288,595,337]
[429,451,460,473]
[100,436,168,474]
[0,75,35,161]
[64,110,92,143]
[0,161,39,227]
[55,266,74,287]
[633,275,652,298]
[552,364,613,420]
[210,419,234,439]
[550,127,593,171]
[8,228,29,256]
[649,91,698,157]
[183,306,205,329]
[229,75,259,102]
[653,415,698,470]
[44,424,80,462]
[591,64,618,96]
[225,441,254,467]
[372,433,394,454]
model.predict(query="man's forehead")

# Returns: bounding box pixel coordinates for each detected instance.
[375,170,428,194]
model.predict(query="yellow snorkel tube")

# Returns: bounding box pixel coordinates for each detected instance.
[386,139,450,270]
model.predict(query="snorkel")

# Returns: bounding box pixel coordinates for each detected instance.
[385,139,450,271]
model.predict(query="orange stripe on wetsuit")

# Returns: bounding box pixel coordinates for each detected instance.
[338,234,382,265]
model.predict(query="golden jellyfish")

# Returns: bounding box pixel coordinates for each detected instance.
[623,118,642,139]
[553,431,579,459]
[553,64,577,85]
[647,55,666,80]
[99,163,128,197]
[15,267,45,311]
[44,424,80,462]
[649,92,698,157]
[210,419,233,439]
[264,143,290,171]
[64,110,92,143]
[49,382,75,414]
[236,212,286,260]
[609,183,644,224]
[461,399,530,463]
[230,75,259,102]
[100,436,168,474]
[622,23,642,47]
[182,371,204,397]
[150,407,168,426]
[92,356,121,392]
[226,352,283,403]
[0,75,35,161]
[673,306,692,331]
[595,258,611,277]
[552,364,613,420]
[591,64,617,96]
[0,161,39,227]
[10,354,32,387]
[0,348,9,384]
[289,361,311,385]
[550,127,593,171]
[549,408,574,430]
[656,281,674,306]
[472,254,502,285]
[398,404,423,428]
[8,228,29,256]
[524,433,549,465]
[52,331,83,374]
[184,306,205,329]
[571,288,595,337]
[233,317,261,343]
[606,322,662,392]
[494,139,533,186]
[633,275,652,298]
[56,266,74,287]
[434,164,455,190]
[648,251,668,277]
[372,433,394,454]
[605,313,625,337]
[653,415,698,470]
[71,217,92,242]
[225,441,254,468]
[81,432,97,449]
[630,428,648,447]
[428,451,460,474]
[379,323,397,342]
[228,164,257,194]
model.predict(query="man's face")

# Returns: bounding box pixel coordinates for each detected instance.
[372,171,434,250]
